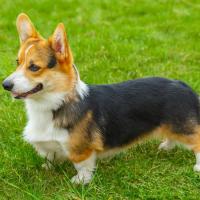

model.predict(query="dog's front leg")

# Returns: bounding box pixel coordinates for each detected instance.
[41,152,56,170]
[70,151,96,185]
[35,146,54,169]
[34,144,56,169]
[42,153,54,170]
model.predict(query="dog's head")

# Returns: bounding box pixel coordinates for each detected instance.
[2,13,76,100]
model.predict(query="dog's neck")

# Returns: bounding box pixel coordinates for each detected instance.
[25,92,68,112]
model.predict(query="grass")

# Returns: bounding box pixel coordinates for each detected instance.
[1,0,200,199]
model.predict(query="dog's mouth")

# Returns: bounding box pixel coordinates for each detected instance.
[12,83,43,99]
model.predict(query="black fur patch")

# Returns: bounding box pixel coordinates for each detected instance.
[53,77,200,149]
[53,97,89,130]
[47,55,57,68]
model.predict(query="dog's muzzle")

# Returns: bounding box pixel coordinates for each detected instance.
[2,80,14,91]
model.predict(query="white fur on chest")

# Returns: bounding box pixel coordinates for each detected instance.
[23,93,70,161]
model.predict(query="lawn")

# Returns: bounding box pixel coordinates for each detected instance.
[1,0,200,199]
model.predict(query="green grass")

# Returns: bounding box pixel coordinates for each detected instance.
[1,0,200,199]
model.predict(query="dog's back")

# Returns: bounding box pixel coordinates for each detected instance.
[84,77,200,148]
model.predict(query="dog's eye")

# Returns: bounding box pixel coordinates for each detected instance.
[16,59,19,65]
[28,64,40,72]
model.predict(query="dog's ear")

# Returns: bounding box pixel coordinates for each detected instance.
[16,13,40,44]
[50,23,73,63]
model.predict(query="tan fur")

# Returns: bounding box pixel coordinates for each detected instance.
[16,14,42,44]
[15,14,77,97]
[158,124,200,152]
[68,111,104,163]
[98,124,200,158]
[17,39,76,93]
[98,126,160,158]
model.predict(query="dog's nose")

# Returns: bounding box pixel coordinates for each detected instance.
[2,80,14,91]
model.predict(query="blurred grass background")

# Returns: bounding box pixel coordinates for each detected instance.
[1,0,200,199]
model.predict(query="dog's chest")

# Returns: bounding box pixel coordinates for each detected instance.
[23,108,70,161]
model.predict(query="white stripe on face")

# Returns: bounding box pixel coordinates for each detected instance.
[18,44,34,60]
[22,44,34,68]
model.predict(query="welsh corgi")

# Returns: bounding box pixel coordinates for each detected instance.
[3,13,200,184]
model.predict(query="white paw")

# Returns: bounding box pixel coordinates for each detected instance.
[159,140,174,151]
[193,164,200,172]
[71,171,92,185]
[42,163,53,170]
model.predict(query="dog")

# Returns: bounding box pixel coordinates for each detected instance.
[3,13,200,184]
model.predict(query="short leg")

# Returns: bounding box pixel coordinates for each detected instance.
[194,152,200,172]
[71,152,96,184]
[42,160,53,170]
[34,145,56,170]
[41,152,55,170]
[159,139,175,151]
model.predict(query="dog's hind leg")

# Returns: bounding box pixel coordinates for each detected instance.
[186,128,200,172]
[191,136,200,172]
[193,152,200,172]
[158,124,200,172]
[158,139,176,151]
